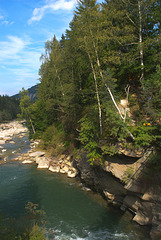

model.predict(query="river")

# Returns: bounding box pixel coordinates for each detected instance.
[0,133,150,240]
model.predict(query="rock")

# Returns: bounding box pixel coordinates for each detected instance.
[66,155,71,161]
[29,151,45,158]
[133,210,151,225]
[104,191,115,201]
[118,147,144,158]
[150,226,161,240]
[22,160,34,164]
[60,165,69,173]
[0,140,5,144]
[49,165,60,173]
[142,187,161,203]
[75,150,126,196]
[104,160,134,181]
[9,141,15,144]
[59,154,66,160]
[35,157,42,164]
[1,149,7,152]
[122,195,141,212]
[67,168,78,178]
[4,137,12,142]
[125,180,146,194]
[37,158,49,169]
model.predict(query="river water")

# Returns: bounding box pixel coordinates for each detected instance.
[0,134,150,240]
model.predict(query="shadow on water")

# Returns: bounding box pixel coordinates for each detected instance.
[0,163,40,218]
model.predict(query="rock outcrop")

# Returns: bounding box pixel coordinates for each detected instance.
[74,148,161,240]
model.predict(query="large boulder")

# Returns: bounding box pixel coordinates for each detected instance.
[49,165,60,173]
[133,210,151,225]
[37,157,49,169]
[29,151,45,158]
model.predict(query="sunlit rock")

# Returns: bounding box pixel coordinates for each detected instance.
[37,157,49,169]
[22,160,34,164]
[49,165,60,173]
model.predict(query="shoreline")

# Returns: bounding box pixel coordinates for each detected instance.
[1,121,161,239]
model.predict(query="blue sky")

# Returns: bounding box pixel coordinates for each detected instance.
[0,0,77,96]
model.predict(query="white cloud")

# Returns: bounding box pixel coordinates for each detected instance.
[28,0,76,24]
[0,36,43,95]
[0,35,42,68]
[0,14,15,25]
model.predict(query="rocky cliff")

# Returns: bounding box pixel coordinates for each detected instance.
[74,149,161,240]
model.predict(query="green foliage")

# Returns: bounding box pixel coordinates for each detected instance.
[29,225,46,240]
[78,106,103,164]
[25,0,161,161]
[41,123,67,155]
[131,124,154,148]
[0,95,20,122]
[100,104,127,156]
[143,65,161,120]
[141,152,161,183]
[0,202,46,240]
[18,88,36,135]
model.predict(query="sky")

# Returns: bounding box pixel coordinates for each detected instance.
[0,0,78,96]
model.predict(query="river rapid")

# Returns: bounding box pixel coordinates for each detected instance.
[0,122,150,240]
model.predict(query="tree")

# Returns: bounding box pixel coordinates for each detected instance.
[18,88,35,134]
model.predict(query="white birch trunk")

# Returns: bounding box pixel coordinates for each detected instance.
[138,0,144,84]
[84,37,103,135]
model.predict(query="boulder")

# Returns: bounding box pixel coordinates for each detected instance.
[37,158,49,169]
[104,161,128,181]
[133,210,151,225]
[67,168,78,178]
[0,140,5,145]
[60,165,69,173]
[22,160,34,164]
[103,191,115,201]
[29,151,45,158]
[49,165,60,173]
[122,195,141,212]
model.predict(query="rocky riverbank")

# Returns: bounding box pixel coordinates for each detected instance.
[18,140,161,239]
[15,144,78,178]
[1,121,161,239]
[0,121,28,145]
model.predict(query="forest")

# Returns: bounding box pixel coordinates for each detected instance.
[19,0,161,164]
[0,95,20,123]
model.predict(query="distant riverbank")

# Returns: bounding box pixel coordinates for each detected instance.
[0,120,28,145]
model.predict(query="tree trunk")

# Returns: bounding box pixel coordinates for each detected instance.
[138,0,144,84]
[88,28,135,139]
[28,114,35,134]
[84,37,103,135]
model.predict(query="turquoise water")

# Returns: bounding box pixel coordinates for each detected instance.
[0,136,150,240]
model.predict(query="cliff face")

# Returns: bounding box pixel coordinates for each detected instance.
[11,85,39,102]
[74,149,161,240]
